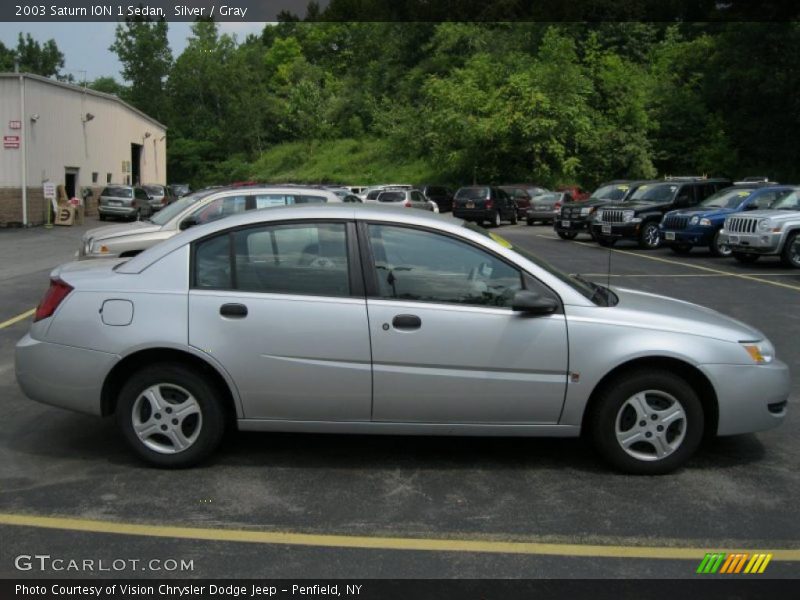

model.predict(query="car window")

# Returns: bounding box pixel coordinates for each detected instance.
[455,187,489,200]
[344,194,362,203]
[367,225,522,307]
[135,188,149,200]
[101,186,132,198]
[378,191,405,203]
[194,223,350,297]
[192,195,248,225]
[630,184,678,203]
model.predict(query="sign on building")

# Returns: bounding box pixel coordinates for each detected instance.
[8,120,21,130]
[3,135,20,149]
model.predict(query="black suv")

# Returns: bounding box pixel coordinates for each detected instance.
[418,185,455,212]
[452,186,518,227]
[554,180,653,240]
[590,177,732,249]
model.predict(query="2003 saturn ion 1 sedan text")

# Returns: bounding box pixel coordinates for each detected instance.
[16,205,789,474]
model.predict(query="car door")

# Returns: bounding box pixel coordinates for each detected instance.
[361,222,568,424]
[188,220,372,421]
[410,190,429,210]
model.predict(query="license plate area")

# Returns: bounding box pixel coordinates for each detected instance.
[728,235,739,244]
[665,232,676,241]
[466,202,475,209]
[108,201,122,206]
[562,220,571,228]
[602,225,612,234]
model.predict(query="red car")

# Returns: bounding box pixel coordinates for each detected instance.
[557,185,590,201]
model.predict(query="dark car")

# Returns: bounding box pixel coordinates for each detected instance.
[660,185,792,257]
[557,185,591,201]
[554,180,653,240]
[418,185,455,212]
[452,186,518,227]
[591,177,732,249]
[501,184,549,219]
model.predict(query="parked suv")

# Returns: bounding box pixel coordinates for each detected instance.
[660,185,792,257]
[80,186,343,259]
[591,178,732,249]
[98,185,154,222]
[452,186,518,227]
[142,184,177,213]
[554,180,652,240]
[375,188,434,211]
[721,188,800,268]
[500,185,549,220]
[418,185,454,212]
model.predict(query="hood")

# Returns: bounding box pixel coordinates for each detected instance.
[83,220,162,242]
[666,207,733,219]
[603,201,670,212]
[612,287,764,343]
[729,209,800,222]
[583,198,617,207]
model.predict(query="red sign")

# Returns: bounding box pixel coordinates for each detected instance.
[8,120,21,130]
[4,135,20,149]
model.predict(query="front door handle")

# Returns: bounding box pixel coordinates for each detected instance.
[220,303,248,318]
[392,314,421,330]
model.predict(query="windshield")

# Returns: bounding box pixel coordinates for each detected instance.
[591,184,629,201]
[629,183,678,203]
[699,187,753,209]
[149,190,215,226]
[143,185,165,196]
[456,187,489,200]
[771,191,800,211]
[463,222,614,306]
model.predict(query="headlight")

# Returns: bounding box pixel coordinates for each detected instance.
[595,210,604,221]
[622,210,635,223]
[740,340,775,364]
[91,241,110,254]
[690,216,699,225]
[580,206,595,216]
[699,218,712,227]
[757,219,771,232]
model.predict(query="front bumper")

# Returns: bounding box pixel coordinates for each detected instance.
[660,227,716,246]
[554,217,591,232]
[591,222,640,240]
[15,333,117,416]
[721,231,781,255]
[699,360,790,435]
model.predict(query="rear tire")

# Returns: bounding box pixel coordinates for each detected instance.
[733,252,759,264]
[116,363,226,468]
[589,370,704,475]
[492,211,502,228]
[557,231,578,240]
[779,231,800,268]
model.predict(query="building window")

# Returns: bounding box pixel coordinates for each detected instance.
[106,173,112,183]
[92,172,98,183]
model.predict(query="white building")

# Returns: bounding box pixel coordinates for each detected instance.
[0,73,167,226]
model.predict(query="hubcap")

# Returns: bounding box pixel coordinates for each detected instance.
[131,383,202,454]
[495,212,501,226]
[715,230,732,256]
[644,225,660,247]
[615,390,687,462]
[790,237,800,266]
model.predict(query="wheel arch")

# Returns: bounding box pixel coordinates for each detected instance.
[581,356,719,439]
[101,347,240,426]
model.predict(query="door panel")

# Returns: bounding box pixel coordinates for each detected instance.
[367,300,568,423]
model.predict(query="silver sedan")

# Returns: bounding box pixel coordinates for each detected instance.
[16,205,789,473]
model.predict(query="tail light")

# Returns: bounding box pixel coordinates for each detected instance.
[162,197,168,205]
[404,201,412,208]
[34,278,73,322]
[485,200,494,209]
[554,201,562,213]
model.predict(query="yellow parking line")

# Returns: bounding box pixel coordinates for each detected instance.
[545,237,800,293]
[1,513,799,561]
[0,308,35,330]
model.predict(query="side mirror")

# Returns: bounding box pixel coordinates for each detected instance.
[180,216,198,230]
[512,290,558,315]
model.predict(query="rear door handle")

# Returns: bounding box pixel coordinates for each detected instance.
[392,314,421,330]
[220,303,248,318]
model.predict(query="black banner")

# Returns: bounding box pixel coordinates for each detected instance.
[3,579,800,600]
[1,0,799,22]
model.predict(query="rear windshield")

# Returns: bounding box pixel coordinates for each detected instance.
[629,183,678,203]
[143,185,165,195]
[591,184,629,201]
[102,186,132,199]
[534,193,560,203]
[456,187,489,200]
[378,191,406,203]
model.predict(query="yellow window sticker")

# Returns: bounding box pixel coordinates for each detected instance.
[738,191,751,197]
[489,232,513,248]
[638,185,648,191]
[617,185,629,191]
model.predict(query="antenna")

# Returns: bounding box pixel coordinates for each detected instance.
[606,244,612,292]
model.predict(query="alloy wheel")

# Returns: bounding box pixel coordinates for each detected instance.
[614,390,687,462]
[131,383,203,454]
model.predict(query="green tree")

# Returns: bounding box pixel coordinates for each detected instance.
[89,76,126,96]
[110,17,172,122]
[13,33,66,78]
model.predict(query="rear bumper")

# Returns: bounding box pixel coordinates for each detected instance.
[15,334,117,416]
[698,361,790,435]
[98,205,137,217]
[527,210,557,221]
[453,209,495,221]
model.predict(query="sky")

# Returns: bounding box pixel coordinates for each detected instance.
[0,22,268,82]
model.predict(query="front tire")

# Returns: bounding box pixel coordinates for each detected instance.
[780,231,800,268]
[116,363,226,468]
[708,229,732,258]
[557,230,578,240]
[639,222,661,249]
[589,370,704,475]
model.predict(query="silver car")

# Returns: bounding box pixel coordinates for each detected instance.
[79,186,343,259]
[17,206,789,473]
[97,185,154,222]
[375,189,435,211]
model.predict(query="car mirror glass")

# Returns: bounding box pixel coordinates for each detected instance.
[180,216,198,230]
[512,290,558,315]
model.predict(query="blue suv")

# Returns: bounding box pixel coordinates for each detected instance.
[660,185,793,257]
